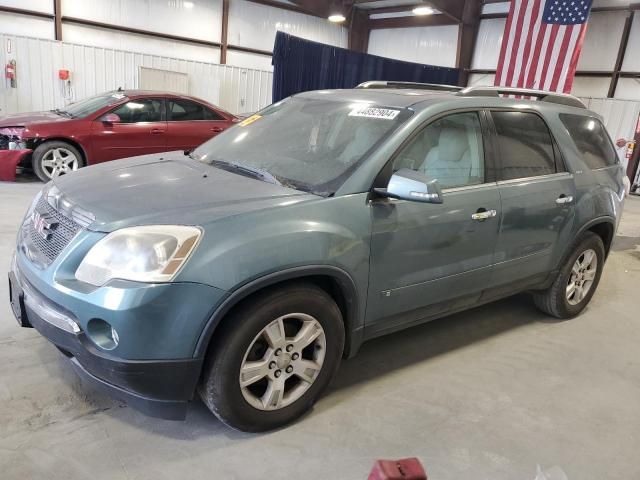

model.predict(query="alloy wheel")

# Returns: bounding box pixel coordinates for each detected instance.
[239,313,326,411]
[41,148,79,179]
[566,249,598,306]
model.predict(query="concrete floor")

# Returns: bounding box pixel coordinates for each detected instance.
[1,178,640,480]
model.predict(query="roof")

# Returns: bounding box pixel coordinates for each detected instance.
[296,86,592,115]
[296,88,452,109]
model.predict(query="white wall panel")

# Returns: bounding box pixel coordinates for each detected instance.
[0,12,54,39]
[367,25,459,68]
[571,76,611,98]
[622,14,640,71]
[471,18,505,70]
[0,0,52,13]
[226,50,273,71]
[0,34,273,116]
[577,11,626,71]
[62,0,222,43]
[614,78,640,101]
[228,0,347,52]
[481,2,509,15]
[62,24,220,64]
[592,0,630,7]
[467,73,496,87]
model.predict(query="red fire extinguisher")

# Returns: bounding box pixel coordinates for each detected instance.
[5,59,16,88]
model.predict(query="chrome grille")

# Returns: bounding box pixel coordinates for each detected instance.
[26,196,82,263]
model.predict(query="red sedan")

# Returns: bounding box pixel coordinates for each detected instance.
[0,90,237,181]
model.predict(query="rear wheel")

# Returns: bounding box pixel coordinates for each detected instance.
[533,232,605,319]
[32,141,83,182]
[198,284,345,432]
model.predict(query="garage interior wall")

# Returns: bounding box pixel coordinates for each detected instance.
[0,0,347,69]
[0,33,273,115]
[367,25,459,69]
[471,1,640,100]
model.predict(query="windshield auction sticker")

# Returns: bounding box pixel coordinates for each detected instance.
[238,114,262,127]
[349,106,400,120]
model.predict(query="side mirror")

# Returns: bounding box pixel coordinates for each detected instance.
[100,113,121,124]
[374,168,443,204]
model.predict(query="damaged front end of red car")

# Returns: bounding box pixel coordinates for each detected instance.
[0,126,32,181]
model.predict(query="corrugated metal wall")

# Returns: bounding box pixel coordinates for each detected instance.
[0,33,273,116]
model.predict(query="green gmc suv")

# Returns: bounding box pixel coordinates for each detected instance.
[9,83,625,432]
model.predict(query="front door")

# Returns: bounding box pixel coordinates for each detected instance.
[165,98,231,151]
[90,97,167,163]
[367,111,501,336]
[488,110,576,287]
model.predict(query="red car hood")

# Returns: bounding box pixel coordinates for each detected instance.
[0,111,70,127]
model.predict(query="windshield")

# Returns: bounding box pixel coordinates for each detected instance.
[192,97,412,195]
[61,92,129,118]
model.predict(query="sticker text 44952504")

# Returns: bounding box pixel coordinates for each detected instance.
[349,107,400,120]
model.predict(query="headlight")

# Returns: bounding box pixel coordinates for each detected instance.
[25,189,43,220]
[75,225,202,286]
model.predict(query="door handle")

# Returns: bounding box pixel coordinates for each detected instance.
[556,195,574,205]
[471,209,497,221]
[210,126,224,133]
[150,128,165,135]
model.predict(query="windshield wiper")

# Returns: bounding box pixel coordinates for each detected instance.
[51,108,73,118]
[209,159,282,186]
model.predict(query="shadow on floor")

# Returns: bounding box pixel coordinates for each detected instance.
[40,292,545,439]
[330,293,540,393]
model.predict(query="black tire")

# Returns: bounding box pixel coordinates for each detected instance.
[32,141,84,182]
[198,284,345,432]
[533,231,605,319]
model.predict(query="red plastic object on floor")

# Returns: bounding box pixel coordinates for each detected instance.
[0,149,31,181]
[368,458,427,480]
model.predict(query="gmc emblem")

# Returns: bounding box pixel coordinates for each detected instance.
[31,209,57,240]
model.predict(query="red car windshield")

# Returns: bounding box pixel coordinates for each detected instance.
[60,92,129,119]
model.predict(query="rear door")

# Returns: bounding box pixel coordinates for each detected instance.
[489,110,576,288]
[90,97,167,163]
[165,98,232,151]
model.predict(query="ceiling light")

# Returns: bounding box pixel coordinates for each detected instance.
[413,6,434,16]
[328,14,346,23]
[184,1,194,9]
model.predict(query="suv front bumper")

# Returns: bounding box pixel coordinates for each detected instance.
[9,256,223,420]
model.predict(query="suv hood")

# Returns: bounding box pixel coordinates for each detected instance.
[52,151,316,232]
[0,111,71,128]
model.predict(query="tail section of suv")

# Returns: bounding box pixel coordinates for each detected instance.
[9,84,625,431]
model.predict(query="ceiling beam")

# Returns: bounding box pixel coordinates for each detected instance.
[348,7,369,52]
[245,0,327,18]
[423,0,464,23]
[457,0,482,86]
[369,13,457,29]
[286,0,337,19]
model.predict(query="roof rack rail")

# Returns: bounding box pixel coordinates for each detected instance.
[457,86,586,109]
[356,81,463,92]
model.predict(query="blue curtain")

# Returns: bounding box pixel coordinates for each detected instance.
[272,32,460,102]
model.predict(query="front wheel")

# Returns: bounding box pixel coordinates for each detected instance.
[199,284,345,432]
[533,231,605,319]
[32,141,83,182]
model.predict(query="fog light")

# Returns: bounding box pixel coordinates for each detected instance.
[86,318,119,350]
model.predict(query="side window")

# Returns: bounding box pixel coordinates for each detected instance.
[111,99,162,123]
[168,99,224,121]
[392,112,485,189]
[492,111,556,180]
[559,113,617,169]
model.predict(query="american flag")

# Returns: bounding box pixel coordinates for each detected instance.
[494,0,593,94]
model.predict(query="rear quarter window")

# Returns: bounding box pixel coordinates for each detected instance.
[559,114,617,169]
